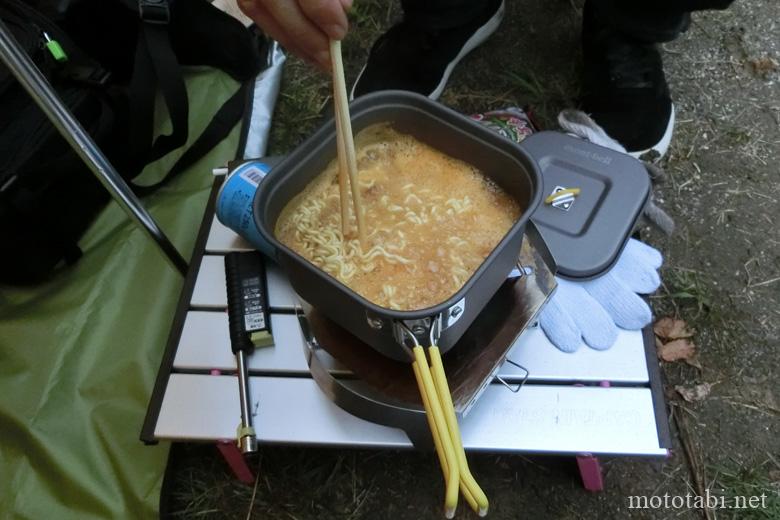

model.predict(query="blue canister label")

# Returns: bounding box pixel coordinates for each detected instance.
[216,161,275,257]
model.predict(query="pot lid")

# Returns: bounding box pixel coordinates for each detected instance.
[524,131,650,280]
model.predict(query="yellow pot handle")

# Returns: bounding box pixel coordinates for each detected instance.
[429,346,490,516]
[412,346,460,518]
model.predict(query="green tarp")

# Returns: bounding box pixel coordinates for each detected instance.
[1,67,242,519]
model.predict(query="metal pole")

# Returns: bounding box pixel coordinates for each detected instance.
[235,350,258,453]
[0,20,188,276]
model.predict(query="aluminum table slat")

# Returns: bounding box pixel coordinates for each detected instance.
[178,305,649,384]
[205,217,253,253]
[192,254,297,310]
[173,312,341,374]
[505,327,649,383]
[154,374,666,456]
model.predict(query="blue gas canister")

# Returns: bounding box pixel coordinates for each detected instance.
[215,161,275,257]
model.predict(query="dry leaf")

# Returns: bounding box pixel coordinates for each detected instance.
[654,317,695,340]
[749,56,779,75]
[685,354,703,370]
[675,383,712,402]
[658,338,697,362]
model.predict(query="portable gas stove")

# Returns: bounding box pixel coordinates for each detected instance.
[142,178,671,491]
[297,235,555,449]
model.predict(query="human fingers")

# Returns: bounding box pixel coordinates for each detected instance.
[239,2,308,60]
[237,0,333,70]
[298,0,351,40]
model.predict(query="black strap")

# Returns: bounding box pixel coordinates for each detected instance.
[125,0,258,194]
[128,19,189,170]
[131,80,250,195]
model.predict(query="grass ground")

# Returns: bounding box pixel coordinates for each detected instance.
[166,1,779,518]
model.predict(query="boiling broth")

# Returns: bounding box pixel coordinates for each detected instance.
[275,124,521,311]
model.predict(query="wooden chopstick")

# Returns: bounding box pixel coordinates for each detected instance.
[330,39,367,247]
[333,97,351,236]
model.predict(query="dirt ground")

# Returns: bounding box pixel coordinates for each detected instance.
[166,1,779,518]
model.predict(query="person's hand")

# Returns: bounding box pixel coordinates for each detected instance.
[238,0,352,70]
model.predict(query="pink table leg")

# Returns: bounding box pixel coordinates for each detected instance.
[210,368,255,485]
[576,454,604,492]
[216,440,255,485]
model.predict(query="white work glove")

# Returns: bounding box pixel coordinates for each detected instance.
[538,238,663,352]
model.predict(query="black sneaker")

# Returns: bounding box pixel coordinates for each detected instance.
[350,0,505,101]
[580,2,675,160]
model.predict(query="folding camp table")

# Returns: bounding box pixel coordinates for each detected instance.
[141,178,672,492]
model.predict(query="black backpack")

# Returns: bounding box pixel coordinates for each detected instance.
[0,0,265,284]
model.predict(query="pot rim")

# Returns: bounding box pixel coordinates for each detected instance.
[254,90,543,320]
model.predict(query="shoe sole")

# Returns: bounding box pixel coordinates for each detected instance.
[629,103,675,161]
[350,0,505,101]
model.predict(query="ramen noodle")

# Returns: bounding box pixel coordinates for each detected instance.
[275,124,521,311]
